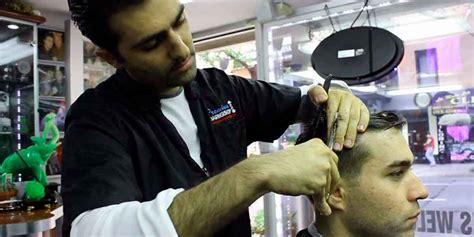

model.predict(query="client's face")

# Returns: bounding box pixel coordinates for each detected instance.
[342,128,429,237]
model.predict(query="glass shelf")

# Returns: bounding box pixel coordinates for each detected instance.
[0,17,36,163]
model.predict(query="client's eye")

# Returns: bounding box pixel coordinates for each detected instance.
[390,170,405,178]
[141,39,161,52]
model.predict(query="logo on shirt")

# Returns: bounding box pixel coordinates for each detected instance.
[208,101,236,124]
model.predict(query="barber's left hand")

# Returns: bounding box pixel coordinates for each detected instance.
[307,85,369,151]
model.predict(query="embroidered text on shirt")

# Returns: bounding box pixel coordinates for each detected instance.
[208,101,236,124]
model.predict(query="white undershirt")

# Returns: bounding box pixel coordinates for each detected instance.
[160,90,203,168]
[70,83,349,237]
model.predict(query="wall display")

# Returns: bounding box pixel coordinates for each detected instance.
[0,16,36,161]
[84,41,115,89]
[45,144,62,176]
[0,90,11,134]
[16,60,31,82]
[38,64,65,97]
[1,61,33,83]
[38,28,64,62]
[38,97,63,176]
[39,97,65,132]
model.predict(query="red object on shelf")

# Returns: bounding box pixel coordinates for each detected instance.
[56,143,62,166]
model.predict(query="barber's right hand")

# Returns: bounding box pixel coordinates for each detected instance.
[263,138,339,216]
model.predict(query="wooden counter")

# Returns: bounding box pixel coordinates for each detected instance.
[0,204,63,237]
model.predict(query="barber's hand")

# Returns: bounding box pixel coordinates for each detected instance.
[263,138,340,216]
[307,85,369,151]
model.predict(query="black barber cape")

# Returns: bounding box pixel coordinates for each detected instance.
[61,68,302,236]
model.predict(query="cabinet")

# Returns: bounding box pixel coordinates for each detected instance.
[0,12,44,162]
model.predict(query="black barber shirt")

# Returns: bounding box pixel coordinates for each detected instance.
[61,68,302,236]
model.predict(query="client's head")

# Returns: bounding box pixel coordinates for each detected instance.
[316,112,429,237]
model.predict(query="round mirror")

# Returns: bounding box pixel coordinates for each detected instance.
[311,26,404,85]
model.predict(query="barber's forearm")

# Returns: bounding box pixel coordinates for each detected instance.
[168,157,268,237]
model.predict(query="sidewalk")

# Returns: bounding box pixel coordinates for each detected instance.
[413,163,474,177]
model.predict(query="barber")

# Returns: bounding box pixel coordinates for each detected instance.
[63,0,369,236]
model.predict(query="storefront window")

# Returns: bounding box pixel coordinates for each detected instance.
[197,40,266,236]
[262,1,473,236]
[196,41,257,79]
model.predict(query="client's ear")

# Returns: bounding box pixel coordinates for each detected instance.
[327,185,347,211]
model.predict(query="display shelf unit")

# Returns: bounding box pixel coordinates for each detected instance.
[0,12,43,161]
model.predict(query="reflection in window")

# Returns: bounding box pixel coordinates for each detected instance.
[263,1,474,236]
[196,39,261,235]
[415,48,439,87]
[196,41,257,79]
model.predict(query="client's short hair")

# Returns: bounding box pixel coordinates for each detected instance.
[296,111,406,184]
[336,112,406,183]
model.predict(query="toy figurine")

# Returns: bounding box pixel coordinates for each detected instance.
[0,113,60,200]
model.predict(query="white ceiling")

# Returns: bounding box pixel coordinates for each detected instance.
[186,0,261,32]
[23,0,325,33]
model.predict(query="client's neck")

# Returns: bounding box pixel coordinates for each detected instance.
[315,213,352,237]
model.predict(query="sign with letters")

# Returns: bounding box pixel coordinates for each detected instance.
[432,89,474,115]
[416,209,473,236]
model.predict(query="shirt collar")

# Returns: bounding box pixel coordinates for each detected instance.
[114,68,159,107]
[113,68,204,110]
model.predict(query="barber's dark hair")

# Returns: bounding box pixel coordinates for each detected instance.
[336,111,406,182]
[68,0,144,55]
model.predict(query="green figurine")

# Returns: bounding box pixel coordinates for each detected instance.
[0,113,60,200]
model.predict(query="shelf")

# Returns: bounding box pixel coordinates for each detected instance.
[0,9,46,24]
[0,132,12,135]
[0,80,33,85]
[39,96,66,101]
[47,174,61,185]
[38,60,65,67]
[47,174,61,179]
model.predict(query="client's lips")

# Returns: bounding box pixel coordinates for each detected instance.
[408,211,420,220]
[171,57,193,73]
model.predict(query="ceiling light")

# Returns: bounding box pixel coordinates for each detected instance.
[379,2,392,7]
[7,24,19,30]
[342,9,355,14]
[180,0,193,4]
[274,1,294,17]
